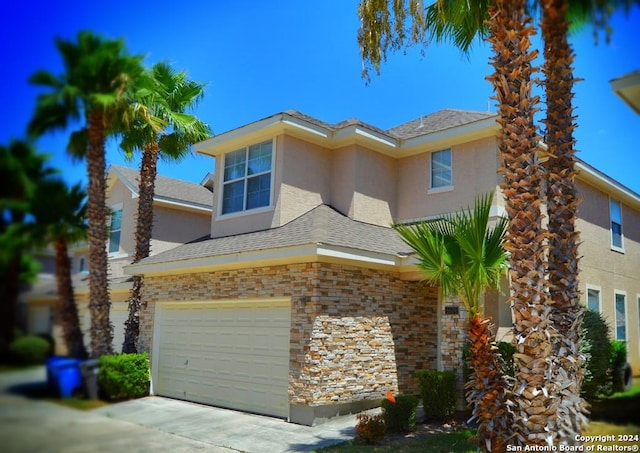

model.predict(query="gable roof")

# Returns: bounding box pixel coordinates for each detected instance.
[195,108,499,159]
[109,165,213,211]
[126,204,412,274]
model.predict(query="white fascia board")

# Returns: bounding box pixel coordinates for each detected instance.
[194,115,287,155]
[576,161,640,209]
[281,119,330,139]
[108,166,139,197]
[125,243,321,276]
[399,117,498,156]
[333,125,398,149]
[152,196,213,213]
[316,244,401,266]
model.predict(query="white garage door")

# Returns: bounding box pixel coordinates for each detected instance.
[152,299,291,419]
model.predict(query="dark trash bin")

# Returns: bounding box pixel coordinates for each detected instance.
[80,359,100,400]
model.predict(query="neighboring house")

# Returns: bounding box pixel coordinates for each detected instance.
[125,108,639,425]
[24,165,213,354]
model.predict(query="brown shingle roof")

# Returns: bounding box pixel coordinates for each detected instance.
[386,109,496,140]
[132,205,411,267]
[111,165,213,208]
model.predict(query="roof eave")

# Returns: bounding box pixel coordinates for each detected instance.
[125,242,404,277]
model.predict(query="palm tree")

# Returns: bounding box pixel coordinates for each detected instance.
[31,179,88,359]
[359,1,554,447]
[28,31,144,358]
[0,140,55,356]
[394,193,512,451]
[119,62,210,353]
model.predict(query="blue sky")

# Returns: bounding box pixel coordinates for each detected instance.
[2,1,639,194]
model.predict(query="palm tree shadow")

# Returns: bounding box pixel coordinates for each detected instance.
[287,425,355,452]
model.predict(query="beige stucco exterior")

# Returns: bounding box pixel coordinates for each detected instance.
[196,115,639,380]
[575,179,640,373]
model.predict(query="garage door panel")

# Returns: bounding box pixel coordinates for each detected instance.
[155,301,290,419]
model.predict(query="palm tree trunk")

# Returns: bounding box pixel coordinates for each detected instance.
[122,142,160,353]
[486,0,558,447]
[540,0,588,441]
[86,108,113,358]
[0,253,21,358]
[465,314,512,452]
[54,238,88,359]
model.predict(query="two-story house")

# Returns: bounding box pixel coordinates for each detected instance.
[24,165,213,354]
[126,109,639,426]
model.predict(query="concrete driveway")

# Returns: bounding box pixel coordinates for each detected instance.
[0,366,355,453]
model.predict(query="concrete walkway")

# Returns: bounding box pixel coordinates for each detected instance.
[0,367,355,452]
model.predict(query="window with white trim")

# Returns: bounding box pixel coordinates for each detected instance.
[610,198,624,251]
[615,291,627,341]
[221,140,273,215]
[430,149,452,190]
[108,207,123,254]
[587,286,601,312]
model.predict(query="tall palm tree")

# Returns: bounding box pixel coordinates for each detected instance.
[0,140,55,355]
[28,31,144,358]
[31,179,88,359]
[394,193,512,452]
[119,62,210,353]
[540,0,588,440]
[359,1,553,447]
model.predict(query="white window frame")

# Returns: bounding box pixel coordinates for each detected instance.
[217,139,276,218]
[586,284,602,313]
[609,197,624,253]
[428,148,454,194]
[108,203,125,257]
[614,290,628,342]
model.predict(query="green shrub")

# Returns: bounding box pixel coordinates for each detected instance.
[9,335,51,365]
[98,353,150,401]
[381,393,419,433]
[355,413,386,444]
[610,340,628,393]
[417,369,456,421]
[497,341,516,378]
[581,310,613,400]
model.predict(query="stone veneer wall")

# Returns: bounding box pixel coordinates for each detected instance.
[139,262,439,408]
[439,297,468,408]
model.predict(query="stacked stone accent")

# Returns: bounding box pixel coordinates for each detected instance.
[440,297,468,408]
[139,261,439,408]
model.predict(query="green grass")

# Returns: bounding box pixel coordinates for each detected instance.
[0,363,40,373]
[314,430,476,453]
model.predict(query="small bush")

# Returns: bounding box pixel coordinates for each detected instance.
[98,353,150,401]
[581,310,613,400]
[355,412,386,444]
[381,393,419,433]
[497,341,516,378]
[9,335,51,365]
[417,369,456,421]
[610,340,628,393]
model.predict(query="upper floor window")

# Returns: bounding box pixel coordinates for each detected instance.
[610,198,624,251]
[615,291,627,341]
[221,140,273,215]
[108,207,123,254]
[430,149,452,191]
[79,257,86,273]
[587,286,601,312]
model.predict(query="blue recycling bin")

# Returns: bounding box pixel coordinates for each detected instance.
[56,364,82,398]
[46,356,81,397]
